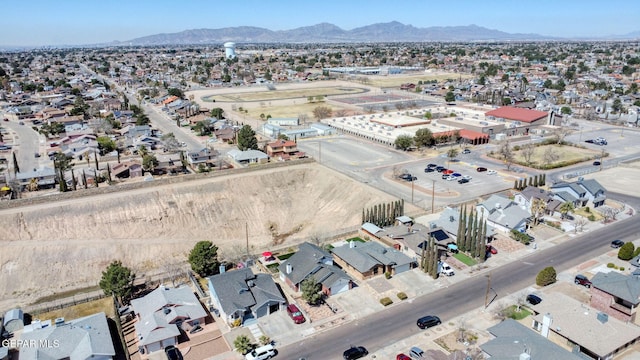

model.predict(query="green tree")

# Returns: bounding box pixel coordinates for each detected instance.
[559,202,575,220]
[535,266,557,286]
[560,106,572,115]
[445,91,456,103]
[618,242,635,261]
[188,241,220,277]
[99,260,135,306]
[301,276,322,305]
[447,148,459,165]
[142,154,158,172]
[97,136,117,155]
[413,128,433,149]
[233,335,253,355]
[210,107,224,119]
[167,88,184,99]
[237,125,258,151]
[394,135,414,151]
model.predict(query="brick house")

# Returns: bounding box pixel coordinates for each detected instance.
[590,271,640,324]
[265,139,299,160]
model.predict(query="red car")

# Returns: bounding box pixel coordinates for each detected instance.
[486,245,498,254]
[286,304,306,324]
[396,354,411,360]
[443,169,454,175]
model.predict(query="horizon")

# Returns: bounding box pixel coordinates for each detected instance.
[3,0,640,47]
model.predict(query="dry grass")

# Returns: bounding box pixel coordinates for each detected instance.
[246,101,348,119]
[33,296,115,321]
[514,144,599,166]
[203,86,366,102]
[364,72,473,88]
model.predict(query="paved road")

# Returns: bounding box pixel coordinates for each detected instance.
[278,192,640,359]
[0,110,44,173]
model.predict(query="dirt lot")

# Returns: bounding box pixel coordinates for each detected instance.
[0,163,419,311]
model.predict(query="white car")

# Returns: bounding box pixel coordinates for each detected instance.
[487,170,497,175]
[245,344,276,360]
[462,175,472,180]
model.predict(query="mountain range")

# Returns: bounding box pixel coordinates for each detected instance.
[118,22,559,46]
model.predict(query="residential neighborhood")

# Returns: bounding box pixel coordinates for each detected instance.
[2,20,640,360]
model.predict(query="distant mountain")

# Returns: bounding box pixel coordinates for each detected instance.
[119,22,553,46]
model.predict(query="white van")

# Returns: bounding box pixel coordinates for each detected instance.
[245,344,276,360]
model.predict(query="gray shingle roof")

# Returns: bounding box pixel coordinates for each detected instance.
[478,194,530,229]
[482,319,582,360]
[577,178,606,196]
[278,242,333,284]
[361,222,383,235]
[207,268,285,317]
[331,241,412,273]
[19,312,115,359]
[130,286,206,346]
[592,271,640,305]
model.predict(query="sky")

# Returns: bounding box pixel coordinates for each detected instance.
[3,0,640,47]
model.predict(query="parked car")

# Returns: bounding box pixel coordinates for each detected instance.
[476,167,487,172]
[410,346,425,358]
[458,178,469,184]
[487,170,497,175]
[397,354,411,360]
[286,304,306,324]
[165,346,183,360]
[462,149,471,154]
[426,163,438,168]
[451,173,462,178]
[34,152,40,158]
[246,344,276,360]
[486,245,498,254]
[443,169,454,175]
[405,176,417,181]
[593,161,601,166]
[462,175,472,180]
[416,315,441,329]
[424,167,435,173]
[436,166,446,172]
[526,294,542,305]
[399,173,412,180]
[343,346,368,360]
[574,274,592,288]
[611,239,625,248]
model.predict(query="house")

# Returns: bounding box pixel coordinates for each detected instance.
[227,149,268,165]
[207,268,286,326]
[481,318,582,360]
[379,222,451,260]
[18,312,116,360]
[436,207,496,241]
[110,160,143,179]
[331,240,413,281]
[550,179,606,208]
[130,285,207,354]
[476,194,531,234]
[514,186,563,217]
[155,153,185,174]
[531,292,640,359]
[278,242,353,296]
[590,271,640,325]
[265,139,299,159]
[266,117,299,126]
[3,308,24,333]
[186,148,218,168]
[359,222,384,240]
[16,167,57,190]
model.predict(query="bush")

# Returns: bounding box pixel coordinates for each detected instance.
[233,335,253,355]
[620,267,625,271]
[618,242,635,261]
[397,292,408,300]
[380,297,393,306]
[536,266,557,286]
[385,271,392,279]
[633,247,640,258]
[259,335,271,346]
[510,229,531,245]
[588,214,596,221]
[607,262,616,268]
[585,207,591,213]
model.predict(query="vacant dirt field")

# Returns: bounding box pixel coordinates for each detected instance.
[0,163,417,311]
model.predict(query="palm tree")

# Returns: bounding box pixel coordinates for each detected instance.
[530,198,547,226]
[559,202,575,220]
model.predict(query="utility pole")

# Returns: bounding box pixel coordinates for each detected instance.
[485,272,492,308]
[431,180,436,214]
[245,222,249,256]
[411,178,414,204]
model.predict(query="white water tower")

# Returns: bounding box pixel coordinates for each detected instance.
[224,42,236,59]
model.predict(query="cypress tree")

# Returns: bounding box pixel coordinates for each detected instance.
[362,209,365,224]
[82,170,88,189]
[541,173,546,186]
[420,240,427,272]
[107,163,112,182]
[401,199,405,216]
[430,241,439,279]
[460,206,468,251]
[456,207,464,240]
[387,203,392,226]
[533,174,539,187]
[514,180,518,189]
[465,209,474,252]
[528,177,533,187]
[479,217,487,261]
[12,152,19,175]
[94,153,99,170]
[71,169,77,191]
[469,210,478,257]
[381,204,386,226]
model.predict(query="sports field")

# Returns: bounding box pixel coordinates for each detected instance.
[202,86,368,102]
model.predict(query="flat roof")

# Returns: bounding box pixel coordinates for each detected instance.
[532,292,640,358]
[485,106,548,123]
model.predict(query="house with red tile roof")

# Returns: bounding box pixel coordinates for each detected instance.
[485,106,549,136]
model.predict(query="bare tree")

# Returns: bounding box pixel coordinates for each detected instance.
[499,140,514,171]
[334,109,347,117]
[312,105,332,120]
[542,147,559,167]
[574,217,588,233]
[554,127,572,144]
[161,258,186,288]
[521,143,535,165]
[600,206,620,223]
[531,198,547,226]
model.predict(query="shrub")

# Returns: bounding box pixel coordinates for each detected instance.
[536,266,557,286]
[397,292,408,300]
[233,335,253,354]
[633,247,640,258]
[380,297,393,306]
[259,335,271,346]
[618,242,635,260]
[620,267,625,271]
[607,262,616,268]
[385,271,392,279]
[588,214,596,221]
[585,207,591,213]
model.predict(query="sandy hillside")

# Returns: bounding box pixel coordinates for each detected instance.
[0,163,413,309]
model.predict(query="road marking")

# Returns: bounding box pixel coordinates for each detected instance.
[522,261,534,265]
